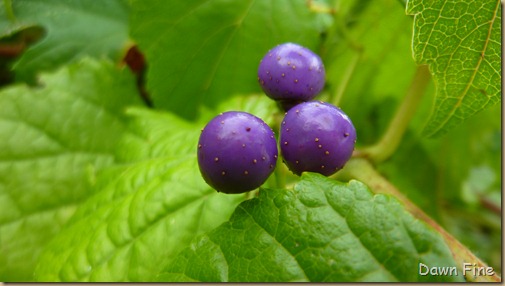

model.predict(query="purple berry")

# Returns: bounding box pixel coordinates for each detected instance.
[258,43,325,109]
[280,101,356,176]
[198,111,278,194]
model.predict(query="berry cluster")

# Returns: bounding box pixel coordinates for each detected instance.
[198,43,356,194]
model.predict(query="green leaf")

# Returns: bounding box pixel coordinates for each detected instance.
[0,0,129,82]
[115,107,201,163]
[461,165,496,205]
[406,0,501,137]
[116,94,277,164]
[0,58,142,281]
[158,173,463,282]
[130,0,331,119]
[34,157,245,282]
[34,103,255,281]
[198,94,278,127]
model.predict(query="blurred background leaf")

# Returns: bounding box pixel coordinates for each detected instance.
[130,0,332,119]
[0,0,130,83]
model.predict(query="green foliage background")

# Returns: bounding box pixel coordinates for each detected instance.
[0,0,501,282]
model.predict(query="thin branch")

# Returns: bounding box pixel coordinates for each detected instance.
[329,51,360,106]
[479,196,501,216]
[360,64,431,163]
[3,0,16,22]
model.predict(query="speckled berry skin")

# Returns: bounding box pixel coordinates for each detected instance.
[258,43,325,108]
[280,101,356,176]
[198,111,278,194]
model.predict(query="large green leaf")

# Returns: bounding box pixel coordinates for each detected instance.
[0,58,142,281]
[114,107,201,163]
[32,92,287,282]
[406,0,501,137]
[158,173,463,282]
[130,0,331,119]
[34,100,265,281]
[34,157,245,282]
[0,0,129,82]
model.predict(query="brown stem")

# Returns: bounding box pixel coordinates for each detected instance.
[479,196,501,216]
[0,42,26,57]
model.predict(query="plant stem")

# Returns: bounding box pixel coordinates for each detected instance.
[4,0,16,22]
[270,111,286,189]
[479,196,501,216]
[335,158,502,282]
[329,52,360,106]
[320,7,363,106]
[360,64,431,163]
[274,160,286,189]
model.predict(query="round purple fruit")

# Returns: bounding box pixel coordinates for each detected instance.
[258,43,325,108]
[280,101,356,176]
[198,111,278,194]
